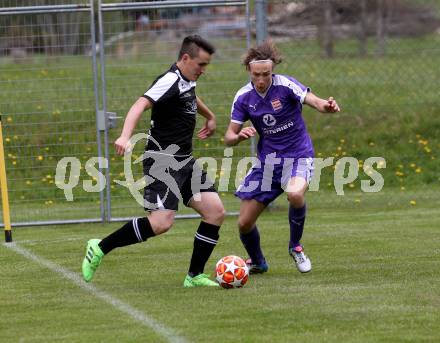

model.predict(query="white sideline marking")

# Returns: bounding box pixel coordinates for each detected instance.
[17,236,84,245]
[4,242,187,343]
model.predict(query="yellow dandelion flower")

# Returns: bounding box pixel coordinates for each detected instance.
[37,155,44,161]
[340,139,345,143]
[5,138,10,143]
[205,143,209,147]
[400,186,405,191]
[369,142,375,146]
[12,161,16,165]
[349,183,355,188]
[410,200,416,206]
[415,168,422,173]
[26,180,32,185]
[410,163,416,168]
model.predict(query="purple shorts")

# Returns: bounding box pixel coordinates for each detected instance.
[235,157,314,205]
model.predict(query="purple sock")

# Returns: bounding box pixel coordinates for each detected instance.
[289,204,306,250]
[240,226,265,265]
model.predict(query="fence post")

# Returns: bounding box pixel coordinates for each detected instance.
[97,0,112,221]
[90,0,106,222]
[255,0,267,44]
[251,0,268,158]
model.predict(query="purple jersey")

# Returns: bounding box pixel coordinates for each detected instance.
[231,74,314,160]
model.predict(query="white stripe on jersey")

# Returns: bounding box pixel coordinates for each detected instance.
[144,72,178,102]
[230,82,253,115]
[273,74,310,104]
[174,69,196,94]
[231,119,244,125]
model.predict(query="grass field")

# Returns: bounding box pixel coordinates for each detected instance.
[2,187,439,342]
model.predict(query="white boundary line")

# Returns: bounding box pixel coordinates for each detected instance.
[4,242,187,343]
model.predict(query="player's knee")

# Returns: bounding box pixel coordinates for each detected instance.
[202,203,226,226]
[287,192,305,207]
[150,213,174,235]
[238,217,254,234]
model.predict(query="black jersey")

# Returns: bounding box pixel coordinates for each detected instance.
[143,64,197,156]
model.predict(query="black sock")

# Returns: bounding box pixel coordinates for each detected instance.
[98,217,155,255]
[188,221,220,277]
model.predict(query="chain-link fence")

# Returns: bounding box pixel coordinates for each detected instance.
[1,0,439,227]
[99,1,251,221]
[267,0,440,194]
[0,2,102,226]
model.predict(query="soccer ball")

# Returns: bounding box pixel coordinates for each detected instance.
[215,255,249,289]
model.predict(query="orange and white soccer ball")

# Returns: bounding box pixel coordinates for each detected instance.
[215,255,249,289]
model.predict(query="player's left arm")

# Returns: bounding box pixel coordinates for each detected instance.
[304,92,340,113]
[196,95,216,139]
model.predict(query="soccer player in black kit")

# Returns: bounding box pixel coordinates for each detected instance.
[82,35,224,287]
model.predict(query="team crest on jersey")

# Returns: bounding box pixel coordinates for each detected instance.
[263,114,276,126]
[271,98,283,111]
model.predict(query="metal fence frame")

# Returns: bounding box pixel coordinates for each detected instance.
[0,0,253,228]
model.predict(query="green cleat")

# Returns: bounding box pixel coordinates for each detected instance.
[82,239,104,282]
[183,273,219,288]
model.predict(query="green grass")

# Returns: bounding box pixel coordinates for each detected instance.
[2,188,439,342]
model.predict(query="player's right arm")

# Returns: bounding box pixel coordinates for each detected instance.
[224,122,256,146]
[115,97,152,155]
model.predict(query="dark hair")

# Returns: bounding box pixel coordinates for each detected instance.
[178,35,215,60]
[242,40,282,69]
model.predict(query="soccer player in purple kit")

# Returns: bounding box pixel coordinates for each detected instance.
[224,41,340,274]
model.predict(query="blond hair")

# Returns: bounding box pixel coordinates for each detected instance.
[242,40,282,69]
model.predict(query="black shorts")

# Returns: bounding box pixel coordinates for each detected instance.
[143,153,217,211]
